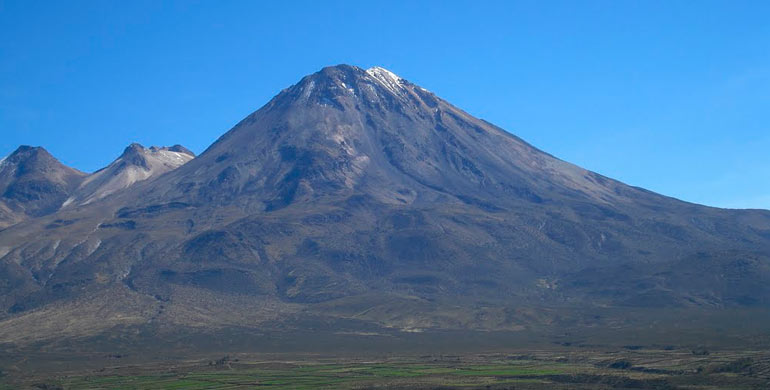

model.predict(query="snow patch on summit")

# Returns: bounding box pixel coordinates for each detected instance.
[0,155,16,177]
[366,66,406,95]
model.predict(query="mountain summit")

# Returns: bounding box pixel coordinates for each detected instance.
[139,64,635,211]
[0,146,85,228]
[63,143,195,207]
[0,143,194,228]
[0,65,769,345]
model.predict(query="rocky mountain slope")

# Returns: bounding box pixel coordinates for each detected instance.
[63,143,194,207]
[0,146,86,229]
[0,65,768,345]
[0,144,194,230]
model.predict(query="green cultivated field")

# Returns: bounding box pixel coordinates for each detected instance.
[6,349,770,389]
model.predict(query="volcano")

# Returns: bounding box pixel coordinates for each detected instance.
[0,65,769,347]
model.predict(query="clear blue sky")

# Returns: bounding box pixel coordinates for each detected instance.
[1,1,768,209]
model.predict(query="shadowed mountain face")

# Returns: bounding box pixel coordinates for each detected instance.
[1,65,769,344]
[0,146,86,228]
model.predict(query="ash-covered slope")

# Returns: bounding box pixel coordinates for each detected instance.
[1,65,769,344]
[63,143,195,207]
[0,146,86,228]
[142,65,637,210]
[0,143,194,229]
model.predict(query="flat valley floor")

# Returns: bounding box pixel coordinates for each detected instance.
[3,348,770,389]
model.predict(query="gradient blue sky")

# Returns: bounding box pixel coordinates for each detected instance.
[1,1,768,209]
